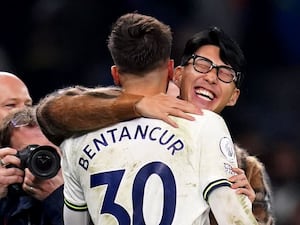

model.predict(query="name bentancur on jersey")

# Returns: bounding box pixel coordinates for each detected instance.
[78,123,186,170]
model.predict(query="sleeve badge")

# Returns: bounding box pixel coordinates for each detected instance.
[219,137,236,163]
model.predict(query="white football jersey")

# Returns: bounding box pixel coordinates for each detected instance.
[61,110,239,225]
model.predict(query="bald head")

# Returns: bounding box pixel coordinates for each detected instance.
[0,72,32,121]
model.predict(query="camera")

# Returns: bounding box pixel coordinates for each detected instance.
[8,144,61,195]
[16,144,61,179]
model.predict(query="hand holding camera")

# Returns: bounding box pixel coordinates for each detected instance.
[0,147,24,198]
[23,166,64,201]
[16,144,61,179]
[1,144,61,196]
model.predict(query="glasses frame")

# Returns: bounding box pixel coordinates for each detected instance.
[10,120,29,128]
[10,115,31,128]
[187,54,241,84]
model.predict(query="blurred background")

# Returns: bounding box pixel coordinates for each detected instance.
[0,0,299,224]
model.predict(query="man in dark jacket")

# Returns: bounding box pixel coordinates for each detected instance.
[0,107,63,225]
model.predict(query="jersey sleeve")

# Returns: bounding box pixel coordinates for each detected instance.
[61,139,88,212]
[64,204,91,225]
[197,112,238,201]
[208,186,258,224]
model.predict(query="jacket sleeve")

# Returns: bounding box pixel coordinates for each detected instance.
[35,86,144,145]
[42,184,64,225]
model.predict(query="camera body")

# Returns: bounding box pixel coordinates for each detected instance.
[8,144,61,195]
[17,144,61,179]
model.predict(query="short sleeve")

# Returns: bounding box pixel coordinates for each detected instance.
[61,139,88,211]
[197,112,238,201]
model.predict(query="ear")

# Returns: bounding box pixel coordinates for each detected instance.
[173,66,183,87]
[168,59,174,81]
[111,65,120,86]
[226,88,240,106]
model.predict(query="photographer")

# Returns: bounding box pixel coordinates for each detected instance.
[0,107,64,225]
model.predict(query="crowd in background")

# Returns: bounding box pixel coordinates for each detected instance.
[0,1,299,224]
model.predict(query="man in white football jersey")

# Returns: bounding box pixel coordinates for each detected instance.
[41,13,257,224]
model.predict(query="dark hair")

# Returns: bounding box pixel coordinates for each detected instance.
[0,107,37,147]
[107,12,172,75]
[180,26,246,88]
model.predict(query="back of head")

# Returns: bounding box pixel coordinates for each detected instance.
[180,27,246,88]
[107,12,172,75]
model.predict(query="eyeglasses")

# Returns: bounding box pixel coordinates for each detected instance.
[185,54,241,84]
[10,114,30,128]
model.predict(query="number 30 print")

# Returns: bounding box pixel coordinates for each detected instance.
[91,161,176,225]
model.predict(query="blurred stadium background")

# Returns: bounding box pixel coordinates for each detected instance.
[0,1,299,224]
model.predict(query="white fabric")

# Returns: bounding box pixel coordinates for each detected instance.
[61,110,257,225]
[208,186,257,224]
[63,205,90,225]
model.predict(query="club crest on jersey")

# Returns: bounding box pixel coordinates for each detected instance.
[219,137,236,163]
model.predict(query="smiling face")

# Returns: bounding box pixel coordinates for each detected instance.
[174,45,240,114]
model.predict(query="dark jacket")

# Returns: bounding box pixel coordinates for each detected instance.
[0,185,64,225]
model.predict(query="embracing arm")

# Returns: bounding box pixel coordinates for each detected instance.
[35,86,143,145]
[35,86,200,146]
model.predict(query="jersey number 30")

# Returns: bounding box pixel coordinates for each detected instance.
[90,161,176,225]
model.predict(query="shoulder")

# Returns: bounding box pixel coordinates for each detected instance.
[183,110,226,126]
[201,109,224,119]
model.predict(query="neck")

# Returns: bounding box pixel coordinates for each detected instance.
[121,69,169,96]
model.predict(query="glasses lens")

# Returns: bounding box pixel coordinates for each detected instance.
[194,57,212,73]
[218,67,236,83]
[10,115,30,128]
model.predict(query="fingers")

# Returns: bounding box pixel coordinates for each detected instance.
[0,167,24,186]
[0,149,25,192]
[0,158,7,167]
[23,168,63,201]
[229,168,246,183]
[229,170,248,189]
[163,96,202,115]
[230,177,249,189]
[229,167,256,203]
[135,93,202,125]
[23,182,37,196]
[161,116,178,128]
[0,147,18,158]
[0,147,20,167]
[235,187,256,203]
[231,167,245,174]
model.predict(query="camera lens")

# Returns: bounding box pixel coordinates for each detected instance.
[27,145,60,179]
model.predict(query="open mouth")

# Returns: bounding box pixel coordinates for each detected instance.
[195,87,214,101]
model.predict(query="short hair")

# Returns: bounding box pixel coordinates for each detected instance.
[107,12,172,75]
[180,26,246,88]
[0,107,37,147]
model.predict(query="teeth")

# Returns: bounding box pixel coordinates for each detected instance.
[195,88,214,100]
